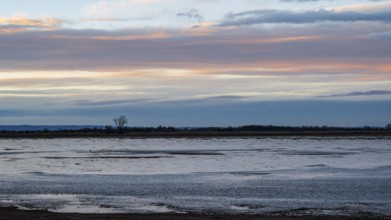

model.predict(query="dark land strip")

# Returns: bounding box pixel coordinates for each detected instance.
[0,207,390,220]
[1,130,391,139]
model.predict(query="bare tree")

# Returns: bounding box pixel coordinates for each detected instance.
[386,123,391,130]
[113,115,128,132]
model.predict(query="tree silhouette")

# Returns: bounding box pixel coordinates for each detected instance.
[113,116,128,133]
[386,123,391,130]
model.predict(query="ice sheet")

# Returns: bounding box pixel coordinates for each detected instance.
[0,137,390,215]
[0,137,390,176]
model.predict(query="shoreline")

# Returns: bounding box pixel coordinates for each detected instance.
[0,208,390,220]
[1,130,391,139]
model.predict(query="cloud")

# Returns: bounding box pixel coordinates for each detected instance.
[177,9,204,23]
[333,2,391,12]
[159,95,246,105]
[220,9,391,26]
[368,30,391,40]
[0,21,390,108]
[0,17,64,30]
[73,98,153,106]
[1,26,390,73]
[317,90,391,98]
[83,0,170,21]
[206,95,244,100]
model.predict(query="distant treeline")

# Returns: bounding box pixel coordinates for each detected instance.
[0,125,390,138]
[0,125,389,134]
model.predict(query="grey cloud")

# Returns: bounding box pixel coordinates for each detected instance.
[177,9,204,22]
[73,99,153,106]
[317,90,391,98]
[0,77,100,87]
[0,24,44,29]
[220,9,391,26]
[206,96,244,100]
[152,96,245,105]
[0,27,390,71]
[368,30,391,40]
[0,19,64,30]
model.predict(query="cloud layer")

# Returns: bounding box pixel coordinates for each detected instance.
[317,90,391,98]
[0,0,390,126]
[1,26,390,71]
[220,9,391,26]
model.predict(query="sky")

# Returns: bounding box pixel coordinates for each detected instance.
[0,0,390,127]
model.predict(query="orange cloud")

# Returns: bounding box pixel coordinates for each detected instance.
[333,2,391,12]
[50,26,218,41]
[188,61,391,81]
[0,16,63,29]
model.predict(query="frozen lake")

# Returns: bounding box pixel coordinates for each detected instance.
[0,137,390,216]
